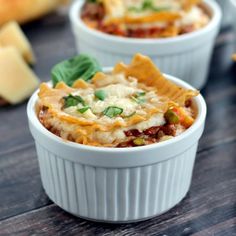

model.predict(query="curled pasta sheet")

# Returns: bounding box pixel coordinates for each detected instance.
[113,53,199,106]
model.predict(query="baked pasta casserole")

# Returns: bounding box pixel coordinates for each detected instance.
[37,54,199,147]
[81,0,210,38]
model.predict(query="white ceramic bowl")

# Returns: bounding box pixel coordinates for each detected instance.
[69,0,221,89]
[27,71,207,223]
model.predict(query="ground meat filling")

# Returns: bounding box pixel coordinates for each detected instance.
[81,2,105,22]
[38,93,195,148]
[38,105,178,148]
[38,106,75,141]
[117,124,176,147]
[82,2,126,36]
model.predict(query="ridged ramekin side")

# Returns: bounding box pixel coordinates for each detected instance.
[70,0,221,89]
[35,142,198,222]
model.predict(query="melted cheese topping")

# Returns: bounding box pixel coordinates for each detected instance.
[63,75,164,124]
[178,6,208,26]
[127,6,208,30]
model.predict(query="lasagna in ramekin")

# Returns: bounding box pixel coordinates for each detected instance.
[37,54,198,147]
[81,0,210,38]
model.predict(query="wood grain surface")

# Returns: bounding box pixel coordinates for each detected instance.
[0,12,235,236]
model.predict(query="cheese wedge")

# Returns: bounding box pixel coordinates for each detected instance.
[0,21,35,64]
[0,47,39,104]
[0,0,66,25]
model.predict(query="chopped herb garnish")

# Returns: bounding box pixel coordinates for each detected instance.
[122,111,136,118]
[63,94,85,108]
[103,106,123,118]
[164,109,180,124]
[128,0,169,12]
[133,137,145,146]
[142,0,153,10]
[131,92,146,104]
[136,92,146,96]
[95,90,106,101]
[78,106,90,114]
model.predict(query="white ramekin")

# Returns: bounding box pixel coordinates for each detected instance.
[69,0,221,89]
[27,72,207,223]
[215,0,236,28]
[230,0,236,34]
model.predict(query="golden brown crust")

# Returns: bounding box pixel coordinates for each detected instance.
[0,0,65,25]
[113,54,199,106]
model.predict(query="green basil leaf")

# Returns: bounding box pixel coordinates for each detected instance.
[78,106,90,114]
[103,106,123,118]
[64,94,85,108]
[51,54,102,87]
[95,90,106,101]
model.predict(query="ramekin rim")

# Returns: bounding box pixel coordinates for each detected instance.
[27,70,207,154]
[69,0,222,45]
[230,0,236,8]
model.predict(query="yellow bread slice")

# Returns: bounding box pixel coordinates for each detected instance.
[0,21,35,64]
[0,47,39,104]
[0,0,65,26]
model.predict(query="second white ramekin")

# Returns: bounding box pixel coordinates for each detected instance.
[27,72,207,223]
[215,0,236,28]
[230,0,236,34]
[69,0,221,89]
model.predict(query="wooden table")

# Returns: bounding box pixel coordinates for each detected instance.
[0,13,236,236]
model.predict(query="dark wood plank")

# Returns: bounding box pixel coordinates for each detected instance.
[0,140,235,236]
[0,145,50,220]
[0,104,33,154]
